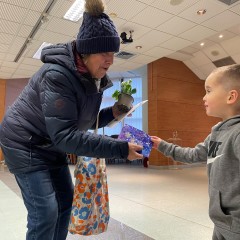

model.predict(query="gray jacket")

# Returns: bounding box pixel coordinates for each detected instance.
[158,116,240,237]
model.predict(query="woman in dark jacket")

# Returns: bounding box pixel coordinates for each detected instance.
[0,0,142,239]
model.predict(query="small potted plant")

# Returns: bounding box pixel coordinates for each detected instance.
[112,79,137,113]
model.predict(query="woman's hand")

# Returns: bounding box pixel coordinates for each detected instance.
[112,102,133,118]
[127,143,143,160]
[112,102,122,118]
[151,136,162,149]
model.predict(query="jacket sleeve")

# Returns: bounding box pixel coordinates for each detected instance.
[90,106,114,129]
[40,69,128,159]
[157,135,210,164]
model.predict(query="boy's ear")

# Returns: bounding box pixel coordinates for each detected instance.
[227,90,238,104]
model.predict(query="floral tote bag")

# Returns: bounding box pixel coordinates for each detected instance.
[68,114,110,235]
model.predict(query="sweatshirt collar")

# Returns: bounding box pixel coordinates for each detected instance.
[212,115,240,131]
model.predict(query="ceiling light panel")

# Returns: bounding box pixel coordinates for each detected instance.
[38,30,70,43]
[160,37,193,51]
[109,17,126,30]
[9,37,26,54]
[0,44,9,53]
[1,0,32,8]
[0,33,14,44]
[1,59,20,68]
[119,62,143,71]
[136,0,155,5]
[228,24,240,34]
[202,10,240,31]
[119,22,149,40]
[0,19,20,35]
[151,0,200,15]
[144,47,174,58]
[232,53,240,63]
[45,17,80,37]
[23,10,42,27]
[64,0,84,22]
[230,3,240,15]
[31,0,50,12]
[181,46,199,54]
[0,2,27,23]
[18,25,33,38]
[130,54,156,64]
[131,6,173,28]
[0,72,13,79]
[22,57,43,66]
[220,36,240,55]
[1,66,16,74]
[190,51,212,66]
[50,1,72,18]
[189,40,215,51]
[208,30,236,43]
[167,51,192,61]
[179,0,227,24]
[197,62,216,77]
[124,30,172,53]
[202,44,228,61]
[106,0,146,21]
[13,68,35,78]
[179,25,217,42]
[157,16,196,36]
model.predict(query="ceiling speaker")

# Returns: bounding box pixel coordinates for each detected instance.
[217,0,239,5]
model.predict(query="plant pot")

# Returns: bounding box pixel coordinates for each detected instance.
[117,93,134,113]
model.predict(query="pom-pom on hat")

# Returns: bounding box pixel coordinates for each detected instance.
[76,0,120,54]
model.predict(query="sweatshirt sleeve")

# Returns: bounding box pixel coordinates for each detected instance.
[40,69,128,159]
[157,136,210,164]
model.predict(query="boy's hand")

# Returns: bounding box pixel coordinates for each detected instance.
[151,136,162,149]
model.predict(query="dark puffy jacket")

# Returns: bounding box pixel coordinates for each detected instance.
[0,42,128,173]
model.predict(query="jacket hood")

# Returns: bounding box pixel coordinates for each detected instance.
[212,115,240,131]
[40,42,113,93]
[41,42,77,73]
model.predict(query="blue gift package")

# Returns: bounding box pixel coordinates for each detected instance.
[118,124,153,157]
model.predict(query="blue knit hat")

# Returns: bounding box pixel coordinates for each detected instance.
[76,0,120,54]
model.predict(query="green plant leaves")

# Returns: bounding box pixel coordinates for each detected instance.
[111,79,137,100]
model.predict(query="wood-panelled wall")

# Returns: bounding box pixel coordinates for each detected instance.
[148,57,219,166]
[0,79,6,161]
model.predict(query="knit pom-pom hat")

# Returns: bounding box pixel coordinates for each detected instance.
[76,0,120,54]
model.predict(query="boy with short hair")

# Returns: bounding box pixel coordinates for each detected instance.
[151,64,240,240]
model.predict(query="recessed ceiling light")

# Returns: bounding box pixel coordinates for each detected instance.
[135,46,142,50]
[197,9,207,15]
[219,34,223,38]
[200,42,205,46]
[169,0,184,6]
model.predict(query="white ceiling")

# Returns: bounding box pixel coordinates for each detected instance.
[1,0,240,80]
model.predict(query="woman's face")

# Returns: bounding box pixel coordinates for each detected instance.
[84,52,114,79]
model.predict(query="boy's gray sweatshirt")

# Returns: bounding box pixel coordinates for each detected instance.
[158,116,240,237]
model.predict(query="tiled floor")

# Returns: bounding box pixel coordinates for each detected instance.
[0,163,213,240]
